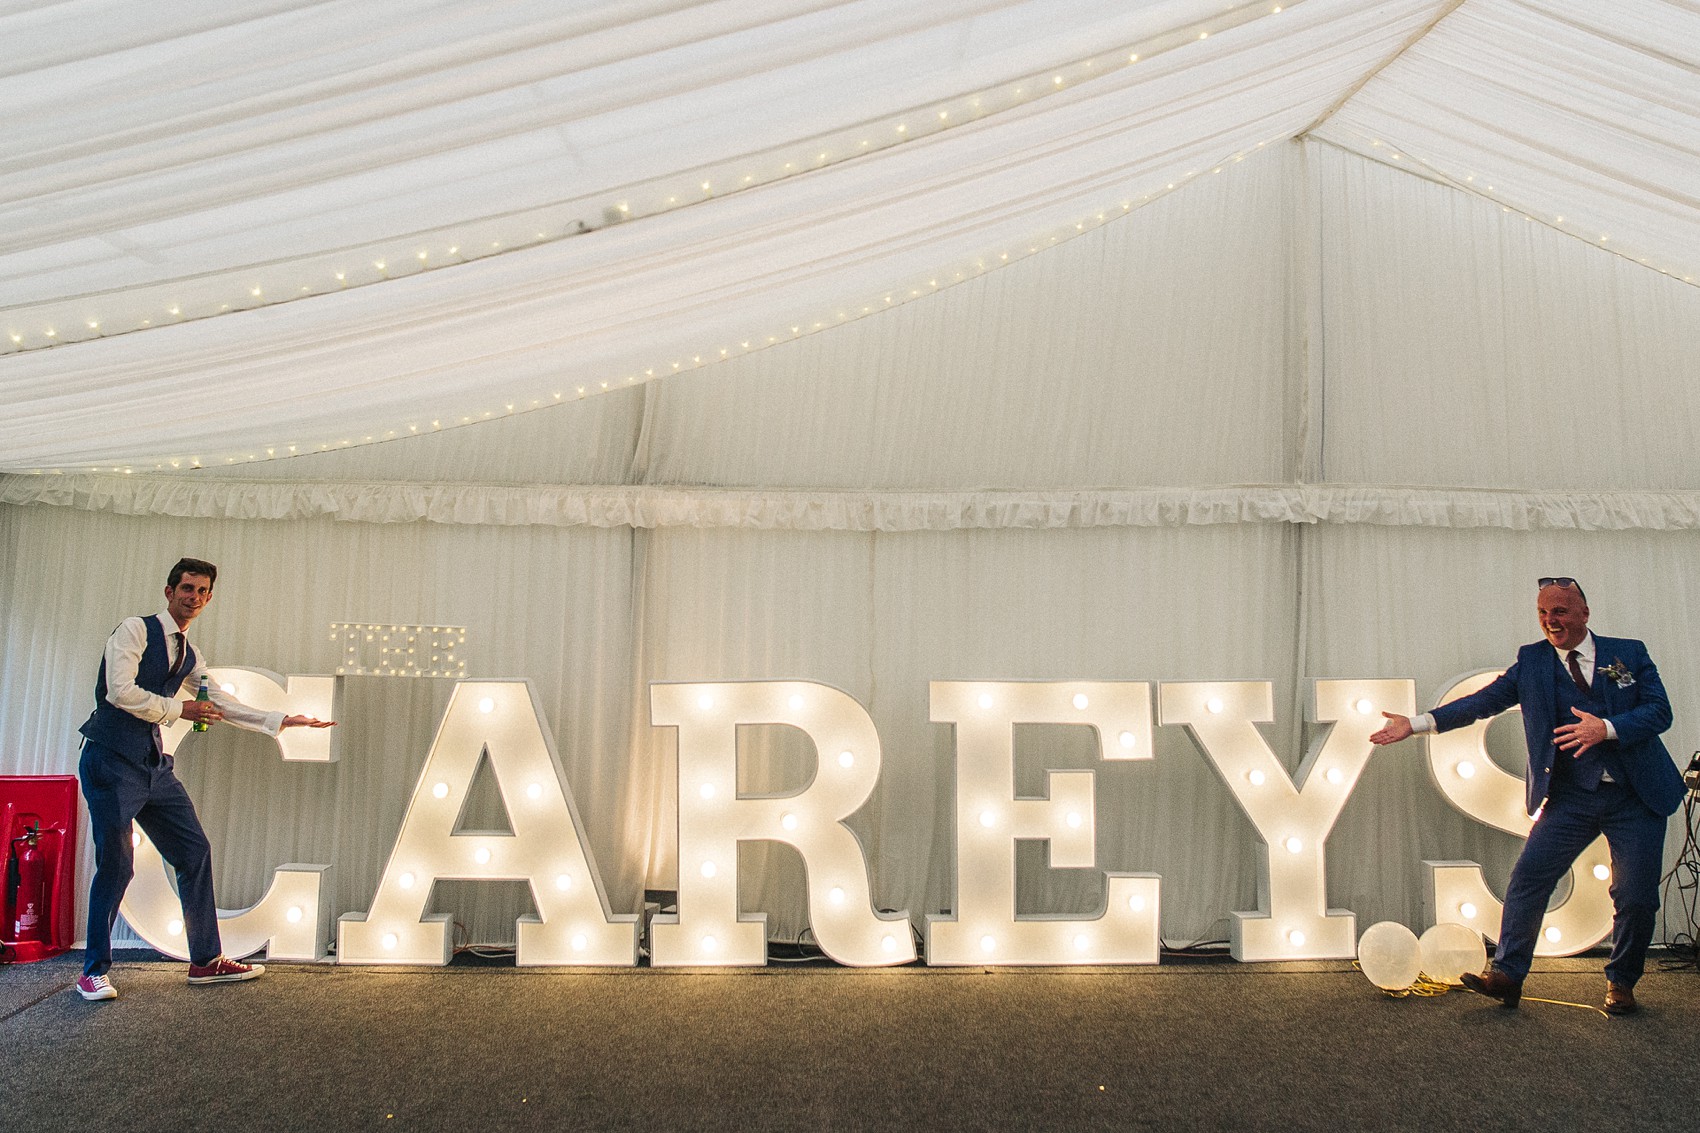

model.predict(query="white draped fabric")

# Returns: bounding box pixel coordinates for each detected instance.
[4,134,1699,948]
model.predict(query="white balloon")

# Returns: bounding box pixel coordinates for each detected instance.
[1418,922,1486,985]
[1357,921,1422,990]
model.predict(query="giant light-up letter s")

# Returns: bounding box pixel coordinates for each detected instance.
[649,680,913,967]
[1422,670,1611,954]
[337,680,639,966]
[1160,679,1414,961]
[122,667,340,961]
[925,681,1160,966]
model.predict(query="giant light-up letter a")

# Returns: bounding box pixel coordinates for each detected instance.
[1160,679,1414,961]
[1423,670,1611,954]
[123,667,340,962]
[649,681,913,967]
[926,681,1160,966]
[338,681,638,966]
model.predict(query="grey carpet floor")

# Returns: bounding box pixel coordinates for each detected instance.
[3,953,1698,1131]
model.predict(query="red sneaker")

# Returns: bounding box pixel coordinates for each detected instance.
[187,955,265,985]
[76,973,118,1001]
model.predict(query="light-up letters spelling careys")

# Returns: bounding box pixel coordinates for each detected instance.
[926,681,1161,965]
[1422,670,1612,955]
[649,681,915,967]
[1160,679,1416,961]
[124,667,340,961]
[338,681,639,965]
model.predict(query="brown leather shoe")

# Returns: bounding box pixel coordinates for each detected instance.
[1460,968,1522,1008]
[1604,982,1639,1015]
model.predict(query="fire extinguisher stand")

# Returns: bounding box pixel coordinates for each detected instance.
[1,776,79,964]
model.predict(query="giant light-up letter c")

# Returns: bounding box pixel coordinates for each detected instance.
[649,680,913,967]
[122,667,340,962]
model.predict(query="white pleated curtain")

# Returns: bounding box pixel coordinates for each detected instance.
[3,141,1699,948]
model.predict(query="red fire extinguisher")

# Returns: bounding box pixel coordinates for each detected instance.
[8,823,49,944]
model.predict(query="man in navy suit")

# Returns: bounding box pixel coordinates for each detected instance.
[74,557,334,1002]
[1372,578,1685,1014]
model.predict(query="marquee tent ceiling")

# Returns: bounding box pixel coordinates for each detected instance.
[1,0,1696,473]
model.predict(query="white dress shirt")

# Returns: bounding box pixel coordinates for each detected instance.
[102,611,284,735]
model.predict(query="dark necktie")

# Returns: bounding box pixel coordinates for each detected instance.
[170,632,188,680]
[1566,649,1591,695]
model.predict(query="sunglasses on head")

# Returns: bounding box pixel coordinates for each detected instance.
[1538,577,1587,601]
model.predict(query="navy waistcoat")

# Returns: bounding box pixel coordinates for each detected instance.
[79,616,197,761]
[1550,650,1624,790]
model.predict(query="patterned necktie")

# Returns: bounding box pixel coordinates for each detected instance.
[170,631,188,680]
[1566,649,1591,695]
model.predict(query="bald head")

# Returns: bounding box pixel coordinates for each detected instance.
[1537,582,1590,650]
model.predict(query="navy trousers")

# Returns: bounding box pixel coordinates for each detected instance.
[79,739,222,976]
[1493,778,1666,987]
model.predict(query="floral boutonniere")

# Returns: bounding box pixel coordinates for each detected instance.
[1599,659,1635,689]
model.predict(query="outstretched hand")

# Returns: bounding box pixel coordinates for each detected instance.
[1369,711,1413,746]
[282,715,337,729]
[1554,707,1606,757]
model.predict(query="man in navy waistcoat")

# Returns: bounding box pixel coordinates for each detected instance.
[1372,578,1685,1014]
[74,557,334,1002]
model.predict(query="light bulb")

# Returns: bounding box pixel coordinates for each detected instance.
[980,935,996,953]
[1287,929,1306,947]
[781,813,799,831]
[478,697,495,714]
[1247,769,1266,787]
[131,832,142,849]
[571,934,588,952]
[788,694,804,710]
[167,919,183,936]
[1325,767,1344,785]
[398,872,415,890]
[526,783,543,800]
[286,906,303,923]
[1118,731,1136,750]
[1544,926,1562,943]
[1066,811,1083,829]
[701,861,717,878]
[882,935,898,954]
[699,783,716,800]
[1073,934,1089,952]
[1592,864,1610,881]
[474,847,491,865]
[1284,836,1303,854]
[1072,693,1089,710]
[1354,699,1373,715]
[1206,697,1225,714]
[220,683,236,694]
[1457,761,1476,779]
[838,750,855,768]
[1459,902,1477,920]
[1128,895,1146,913]
[979,810,996,828]
[556,874,573,891]
[432,782,449,799]
[702,935,718,952]
[977,693,993,709]
[382,933,398,950]
[698,693,714,711]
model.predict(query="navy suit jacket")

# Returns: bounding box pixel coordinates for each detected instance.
[1431,635,1684,818]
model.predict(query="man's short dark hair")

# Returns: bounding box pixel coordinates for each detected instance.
[168,557,218,589]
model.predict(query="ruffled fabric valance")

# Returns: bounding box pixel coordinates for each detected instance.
[8,473,1700,532]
